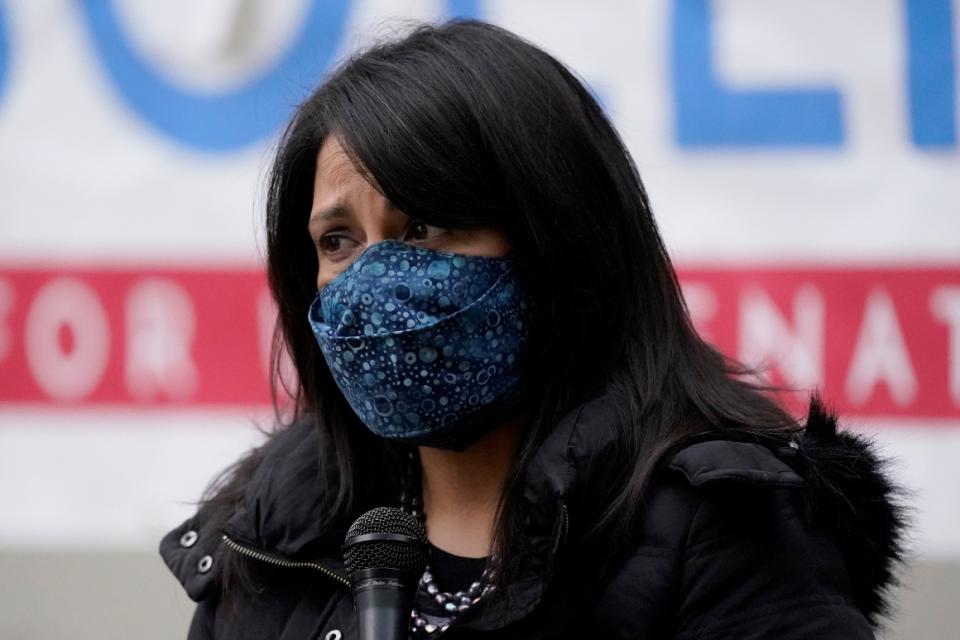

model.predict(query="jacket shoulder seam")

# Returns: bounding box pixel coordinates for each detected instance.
[667,440,806,488]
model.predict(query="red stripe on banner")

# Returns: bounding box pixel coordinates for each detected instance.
[0,265,958,421]
[679,266,960,420]
[0,268,274,406]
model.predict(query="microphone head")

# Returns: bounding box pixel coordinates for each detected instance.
[343,507,429,579]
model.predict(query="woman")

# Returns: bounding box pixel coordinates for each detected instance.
[160,19,906,639]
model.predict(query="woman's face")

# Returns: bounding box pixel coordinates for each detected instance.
[309,135,512,290]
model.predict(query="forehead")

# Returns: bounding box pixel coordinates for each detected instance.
[314,135,368,192]
[310,135,398,230]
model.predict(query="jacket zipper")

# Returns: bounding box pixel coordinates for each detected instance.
[221,533,351,588]
[223,504,571,639]
[558,501,569,549]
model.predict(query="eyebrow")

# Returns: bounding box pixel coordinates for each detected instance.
[308,204,350,227]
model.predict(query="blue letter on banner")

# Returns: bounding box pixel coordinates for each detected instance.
[0,2,9,105]
[671,0,844,148]
[78,0,352,152]
[905,0,956,148]
[444,0,481,19]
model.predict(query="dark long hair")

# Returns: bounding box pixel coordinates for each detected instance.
[199,18,801,592]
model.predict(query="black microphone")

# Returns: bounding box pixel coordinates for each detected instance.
[343,507,429,640]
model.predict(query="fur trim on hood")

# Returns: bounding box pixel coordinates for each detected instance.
[784,393,910,625]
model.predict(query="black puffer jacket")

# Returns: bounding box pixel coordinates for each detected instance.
[160,390,906,639]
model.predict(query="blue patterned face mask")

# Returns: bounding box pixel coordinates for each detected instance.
[307,239,532,450]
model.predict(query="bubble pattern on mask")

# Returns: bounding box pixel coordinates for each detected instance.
[308,239,529,441]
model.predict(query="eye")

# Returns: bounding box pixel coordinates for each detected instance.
[405,219,447,242]
[315,231,353,257]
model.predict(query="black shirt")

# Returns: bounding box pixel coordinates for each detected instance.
[428,543,487,594]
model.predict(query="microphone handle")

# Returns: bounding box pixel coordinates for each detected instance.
[353,570,416,640]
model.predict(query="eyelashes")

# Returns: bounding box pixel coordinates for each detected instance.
[314,220,450,258]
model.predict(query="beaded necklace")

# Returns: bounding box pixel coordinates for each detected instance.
[399,451,500,638]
